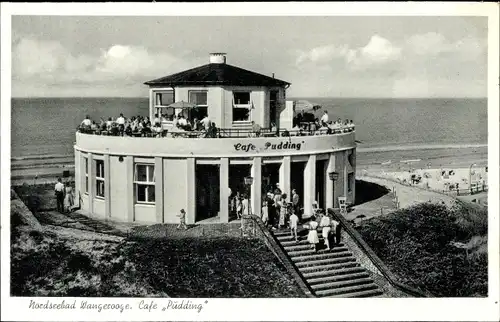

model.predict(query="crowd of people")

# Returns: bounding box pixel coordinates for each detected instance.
[78,110,353,138]
[226,184,342,252]
[78,113,220,138]
[292,111,355,135]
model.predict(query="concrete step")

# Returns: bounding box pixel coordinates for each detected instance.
[298,261,360,273]
[307,271,370,285]
[273,227,326,236]
[287,246,348,257]
[281,239,343,248]
[291,251,352,263]
[295,256,356,268]
[315,283,380,297]
[326,287,384,298]
[311,277,374,291]
[285,243,346,253]
[302,265,366,279]
[275,234,326,242]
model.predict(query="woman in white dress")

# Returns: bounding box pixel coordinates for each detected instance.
[261,200,269,225]
[319,212,332,250]
[306,216,319,251]
[278,194,288,229]
[64,185,74,213]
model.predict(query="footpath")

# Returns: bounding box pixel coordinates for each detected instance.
[345,175,456,223]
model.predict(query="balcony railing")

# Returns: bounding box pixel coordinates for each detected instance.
[77,125,355,139]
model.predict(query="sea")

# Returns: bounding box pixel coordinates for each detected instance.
[9,97,488,180]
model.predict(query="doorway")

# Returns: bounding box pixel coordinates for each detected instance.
[195,164,220,222]
[262,163,280,195]
[291,161,305,208]
[229,164,252,219]
[316,159,327,209]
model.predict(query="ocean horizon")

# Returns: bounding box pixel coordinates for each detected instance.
[10,97,487,160]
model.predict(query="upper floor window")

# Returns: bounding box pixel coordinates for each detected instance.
[233,91,251,122]
[189,91,208,106]
[95,159,105,198]
[155,92,174,107]
[233,92,251,106]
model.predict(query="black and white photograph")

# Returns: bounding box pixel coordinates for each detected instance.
[1,2,499,321]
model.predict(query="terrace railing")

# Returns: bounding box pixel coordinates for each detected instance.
[76,125,355,139]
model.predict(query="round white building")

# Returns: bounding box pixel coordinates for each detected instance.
[74,53,356,224]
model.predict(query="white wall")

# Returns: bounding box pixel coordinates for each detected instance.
[163,159,189,223]
[134,204,157,223]
[76,131,356,158]
[109,156,128,222]
[93,198,106,219]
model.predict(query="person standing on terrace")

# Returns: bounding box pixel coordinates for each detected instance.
[81,115,92,127]
[116,113,125,126]
[320,111,329,124]
[201,115,211,130]
[251,121,261,137]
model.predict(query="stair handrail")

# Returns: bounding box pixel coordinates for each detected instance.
[327,208,433,297]
[246,215,315,297]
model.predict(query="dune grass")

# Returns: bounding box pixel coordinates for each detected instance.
[357,202,488,297]
[11,226,304,297]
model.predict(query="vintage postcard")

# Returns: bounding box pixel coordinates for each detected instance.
[1,2,499,321]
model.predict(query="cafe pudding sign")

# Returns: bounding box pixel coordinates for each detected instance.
[234,140,305,152]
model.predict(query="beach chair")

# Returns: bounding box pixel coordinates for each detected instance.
[338,197,347,214]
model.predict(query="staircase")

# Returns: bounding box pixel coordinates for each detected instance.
[272,229,384,298]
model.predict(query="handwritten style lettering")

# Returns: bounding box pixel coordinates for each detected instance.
[234,143,256,152]
[234,141,303,152]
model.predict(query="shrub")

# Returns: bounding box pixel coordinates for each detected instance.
[357,202,488,297]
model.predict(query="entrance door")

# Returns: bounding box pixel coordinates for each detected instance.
[269,90,278,128]
[315,159,327,209]
[195,165,220,222]
[291,161,305,208]
[229,164,251,220]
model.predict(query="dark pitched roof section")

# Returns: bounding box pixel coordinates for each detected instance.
[144,63,290,87]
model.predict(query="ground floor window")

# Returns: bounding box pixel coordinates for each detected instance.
[84,157,89,193]
[135,163,155,203]
[95,159,105,198]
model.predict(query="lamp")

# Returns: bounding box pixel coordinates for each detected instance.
[329,172,339,181]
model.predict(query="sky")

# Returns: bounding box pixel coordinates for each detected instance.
[11,15,488,98]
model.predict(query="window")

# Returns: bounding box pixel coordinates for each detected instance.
[95,159,105,198]
[134,164,155,203]
[84,157,89,193]
[233,92,251,105]
[155,91,175,121]
[155,92,174,107]
[233,91,251,122]
[189,91,207,106]
[348,173,354,192]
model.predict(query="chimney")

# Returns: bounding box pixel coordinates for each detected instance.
[272,73,275,78]
[209,52,227,64]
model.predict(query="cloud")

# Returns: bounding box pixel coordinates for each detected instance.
[405,32,486,59]
[295,35,402,71]
[346,35,402,70]
[12,37,190,89]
